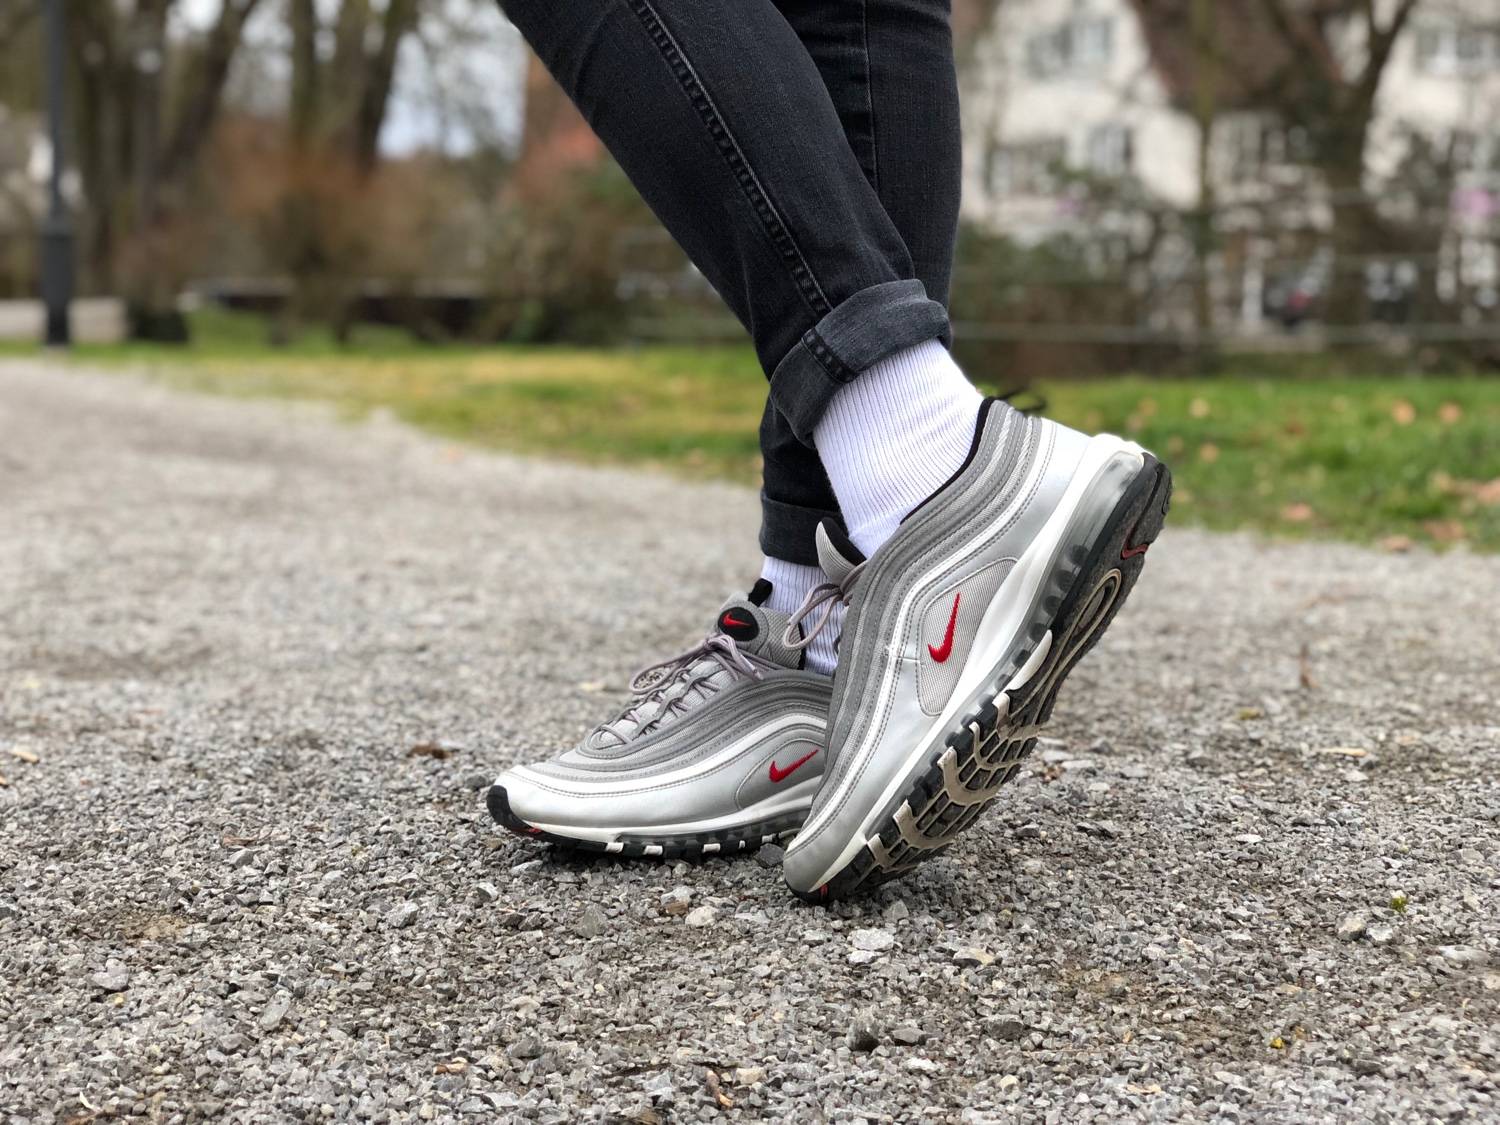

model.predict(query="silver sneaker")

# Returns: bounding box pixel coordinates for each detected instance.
[489,581,831,858]
[781,400,1171,898]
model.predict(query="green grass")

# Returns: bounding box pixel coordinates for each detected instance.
[31,307,1500,551]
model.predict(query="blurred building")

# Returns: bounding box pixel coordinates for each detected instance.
[962,0,1500,224]
[959,0,1500,331]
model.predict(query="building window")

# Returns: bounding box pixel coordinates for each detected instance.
[1223,114,1312,176]
[1414,22,1500,76]
[1086,123,1134,177]
[1026,14,1114,78]
[989,137,1068,196]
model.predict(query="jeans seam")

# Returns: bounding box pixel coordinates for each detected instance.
[799,327,856,384]
[626,0,832,319]
[860,0,879,195]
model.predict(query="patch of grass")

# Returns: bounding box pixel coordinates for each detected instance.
[1039,378,1500,551]
[33,307,1500,551]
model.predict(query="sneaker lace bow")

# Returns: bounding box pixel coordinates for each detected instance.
[780,562,866,652]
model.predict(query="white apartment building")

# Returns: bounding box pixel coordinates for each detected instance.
[959,0,1500,327]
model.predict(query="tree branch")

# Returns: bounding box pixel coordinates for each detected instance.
[352,0,419,174]
[1359,0,1423,99]
[160,0,265,183]
[1253,0,1345,85]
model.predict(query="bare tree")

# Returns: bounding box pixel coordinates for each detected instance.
[63,0,265,324]
[1241,0,1424,327]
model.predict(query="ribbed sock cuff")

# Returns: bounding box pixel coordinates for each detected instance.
[812,340,983,556]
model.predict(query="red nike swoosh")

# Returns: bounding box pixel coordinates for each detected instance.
[927,592,961,663]
[768,748,818,783]
[721,614,751,628]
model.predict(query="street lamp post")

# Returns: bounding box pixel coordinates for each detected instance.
[40,0,73,348]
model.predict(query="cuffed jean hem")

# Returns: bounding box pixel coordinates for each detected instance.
[767,278,950,446]
[759,492,844,567]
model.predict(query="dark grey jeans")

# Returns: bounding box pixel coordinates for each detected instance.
[499,0,962,565]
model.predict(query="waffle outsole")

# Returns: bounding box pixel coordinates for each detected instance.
[486,784,804,860]
[799,453,1173,902]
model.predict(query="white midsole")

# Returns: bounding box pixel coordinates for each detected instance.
[523,777,822,844]
[794,432,1144,887]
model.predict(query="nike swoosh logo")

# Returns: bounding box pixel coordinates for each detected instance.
[927,592,961,663]
[768,747,818,783]
[721,614,751,628]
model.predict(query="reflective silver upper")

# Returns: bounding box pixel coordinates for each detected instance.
[496,591,832,838]
[783,402,1108,890]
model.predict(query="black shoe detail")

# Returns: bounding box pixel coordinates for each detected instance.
[798,454,1173,902]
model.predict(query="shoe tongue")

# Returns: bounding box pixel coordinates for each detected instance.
[711,588,802,671]
[815,519,865,585]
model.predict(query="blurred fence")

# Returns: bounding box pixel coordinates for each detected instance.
[615,200,1500,372]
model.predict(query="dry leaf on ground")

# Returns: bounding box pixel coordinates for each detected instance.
[408,741,460,760]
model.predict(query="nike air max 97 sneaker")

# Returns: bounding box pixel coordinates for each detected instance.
[489,580,831,858]
[781,399,1171,899]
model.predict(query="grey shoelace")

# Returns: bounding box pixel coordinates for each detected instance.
[597,632,765,744]
[781,562,866,652]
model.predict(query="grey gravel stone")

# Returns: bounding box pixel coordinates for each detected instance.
[91,959,130,993]
[1439,945,1488,968]
[848,1021,880,1052]
[4,361,1499,1123]
[1337,914,1368,941]
[684,905,717,928]
[882,899,911,922]
[576,905,607,938]
[508,1037,543,1060]
[851,927,895,953]
[988,1018,1028,1042]
[891,1025,926,1046]
[754,843,785,868]
[259,996,291,1032]
[386,902,420,929]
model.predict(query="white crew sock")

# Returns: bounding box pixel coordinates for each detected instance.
[813,339,983,557]
[759,555,841,677]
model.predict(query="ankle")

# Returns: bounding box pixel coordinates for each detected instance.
[759,556,840,676]
[813,340,982,556]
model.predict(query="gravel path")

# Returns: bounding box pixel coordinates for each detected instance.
[2,358,1497,1124]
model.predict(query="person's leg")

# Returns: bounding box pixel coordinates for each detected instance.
[495,0,1172,894]
[500,0,967,673]
[500,0,949,412]
[771,0,963,308]
[756,0,965,659]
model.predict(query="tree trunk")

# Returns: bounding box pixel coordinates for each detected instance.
[1322,129,1375,338]
[289,0,320,148]
[1189,0,1218,366]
